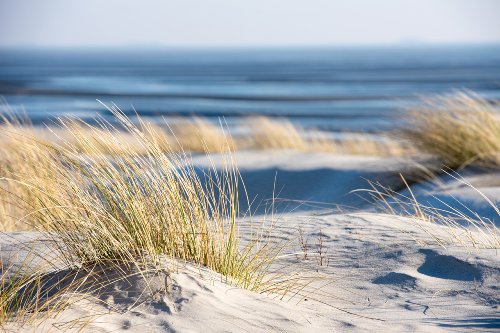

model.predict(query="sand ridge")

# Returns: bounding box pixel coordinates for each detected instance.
[2,152,499,332]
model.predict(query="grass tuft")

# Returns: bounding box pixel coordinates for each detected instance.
[402,92,500,169]
[0,105,282,293]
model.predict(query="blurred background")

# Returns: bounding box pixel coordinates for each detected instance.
[1,0,500,133]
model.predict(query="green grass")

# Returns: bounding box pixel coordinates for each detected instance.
[0,251,71,327]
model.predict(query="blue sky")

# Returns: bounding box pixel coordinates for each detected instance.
[1,0,500,48]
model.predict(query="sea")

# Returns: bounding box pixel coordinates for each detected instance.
[1,45,499,133]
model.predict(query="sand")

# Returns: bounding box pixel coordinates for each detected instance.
[2,151,499,332]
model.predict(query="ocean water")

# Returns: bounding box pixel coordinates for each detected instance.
[1,45,499,133]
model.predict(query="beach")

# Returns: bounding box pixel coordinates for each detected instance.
[1,47,499,332]
[1,149,499,332]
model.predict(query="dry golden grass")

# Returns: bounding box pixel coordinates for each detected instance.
[241,116,409,155]
[0,114,409,161]
[0,106,285,293]
[1,247,174,328]
[169,117,236,152]
[58,121,172,156]
[329,133,412,156]
[244,116,310,150]
[1,256,50,325]
[0,111,411,233]
[365,173,500,250]
[402,92,500,169]
[0,122,64,232]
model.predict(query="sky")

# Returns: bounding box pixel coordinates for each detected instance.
[1,0,500,48]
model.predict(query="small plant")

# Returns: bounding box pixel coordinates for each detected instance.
[296,227,329,266]
[298,227,309,260]
[316,228,328,267]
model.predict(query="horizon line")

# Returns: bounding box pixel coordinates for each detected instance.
[1,41,500,51]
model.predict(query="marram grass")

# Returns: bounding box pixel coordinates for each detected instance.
[0,113,410,159]
[402,92,500,169]
[0,105,280,292]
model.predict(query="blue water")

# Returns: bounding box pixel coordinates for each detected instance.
[1,45,499,132]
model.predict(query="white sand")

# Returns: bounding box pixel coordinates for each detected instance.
[191,150,425,212]
[2,151,499,332]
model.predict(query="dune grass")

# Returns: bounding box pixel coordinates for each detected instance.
[0,253,42,324]
[242,116,410,156]
[0,111,409,161]
[0,249,75,327]
[0,106,287,325]
[170,117,236,152]
[402,92,500,169]
[0,246,170,328]
[0,106,285,292]
[0,121,64,232]
[365,173,500,250]
[243,116,311,150]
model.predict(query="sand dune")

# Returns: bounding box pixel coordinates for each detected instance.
[2,212,498,332]
[2,151,499,332]
[191,151,423,213]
